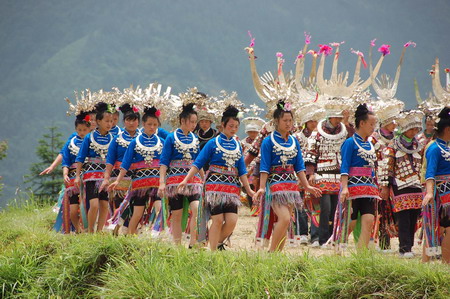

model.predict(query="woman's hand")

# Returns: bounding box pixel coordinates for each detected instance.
[253,188,265,202]
[99,180,110,192]
[308,174,316,186]
[340,187,349,203]
[177,180,187,194]
[63,174,71,185]
[107,181,119,192]
[40,165,54,175]
[422,193,433,206]
[157,182,166,198]
[305,185,322,198]
[246,188,256,199]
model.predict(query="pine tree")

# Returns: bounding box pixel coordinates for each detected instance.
[25,126,64,199]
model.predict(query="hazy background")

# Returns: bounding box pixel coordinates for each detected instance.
[0,0,449,205]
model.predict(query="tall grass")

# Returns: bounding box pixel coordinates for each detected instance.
[1,196,449,298]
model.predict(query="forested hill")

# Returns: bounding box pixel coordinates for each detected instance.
[0,0,449,204]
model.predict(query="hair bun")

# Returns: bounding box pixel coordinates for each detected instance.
[76,111,89,121]
[222,105,239,118]
[119,103,133,114]
[438,107,450,120]
[182,103,195,113]
[144,106,157,116]
[355,103,369,118]
[95,102,109,113]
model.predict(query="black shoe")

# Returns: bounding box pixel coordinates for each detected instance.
[217,243,226,251]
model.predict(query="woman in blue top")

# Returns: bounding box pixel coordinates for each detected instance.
[158,103,202,247]
[101,104,140,210]
[60,112,91,233]
[179,105,255,250]
[75,102,114,233]
[422,107,450,264]
[253,100,321,252]
[109,107,164,235]
[338,104,380,250]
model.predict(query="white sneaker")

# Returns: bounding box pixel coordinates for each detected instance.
[402,252,414,259]
[299,235,308,245]
[309,241,320,248]
[381,249,393,254]
[321,244,329,250]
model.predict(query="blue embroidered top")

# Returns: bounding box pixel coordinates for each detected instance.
[61,135,84,168]
[193,133,247,177]
[75,130,113,162]
[260,131,306,173]
[160,128,199,167]
[340,133,374,175]
[121,133,165,171]
[106,130,138,165]
[110,125,122,136]
[59,132,77,155]
[425,139,450,180]
[138,127,170,139]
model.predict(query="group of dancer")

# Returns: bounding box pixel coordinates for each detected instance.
[41,34,449,263]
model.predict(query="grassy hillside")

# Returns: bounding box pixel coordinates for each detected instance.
[1,196,449,298]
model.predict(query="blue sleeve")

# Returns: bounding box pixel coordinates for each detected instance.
[193,139,214,170]
[158,128,169,139]
[425,146,439,180]
[61,142,71,168]
[160,134,174,167]
[260,137,272,173]
[340,138,353,175]
[237,155,247,177]
[106,136,119,165]
[121,140,136,171]
[75,135,91,163]
[59,133,75,154]
[294,138,306,172]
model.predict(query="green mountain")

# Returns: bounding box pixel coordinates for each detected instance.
[0,0,449,205]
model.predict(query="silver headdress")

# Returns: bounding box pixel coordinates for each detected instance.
[397,110,425,133]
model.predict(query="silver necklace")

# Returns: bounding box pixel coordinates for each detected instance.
[394,137,423,155]
[116,131,134,148]
[317,120,347,141]
[135,134,163,163]
[89,131,112,159]
[174,129,199,160]
[215,136,242,169]
[69,136,81,156]
[270,132,298,167]
[436,140,450,162]
[353,134,376,168]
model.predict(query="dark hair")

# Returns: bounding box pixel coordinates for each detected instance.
[142,106,160,124]
[95,102,113,120]
[74,112,91,128]
[436,107,450,135]
[197,92,207,98]
[119,104,140,122]
[355,103,374,128]
[221,105,240,127]
[273,99,293,120]
[179,103,197,123]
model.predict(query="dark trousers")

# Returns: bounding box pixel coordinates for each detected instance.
[395,209,420,253]
[296,208,319,242]
[319,194,338,245]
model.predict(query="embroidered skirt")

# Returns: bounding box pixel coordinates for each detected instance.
[268,165,303,209]
[391,185,422,213]
[204,165,242,209]
[82,157,106,190]
[64,165,79,198]
[436,175,450,217]
[315,173,341,194]
[346,167,380,200]
[166,159,203,198]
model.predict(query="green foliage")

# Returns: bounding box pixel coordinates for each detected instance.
[1,196,449,298]
[24,126,64,199]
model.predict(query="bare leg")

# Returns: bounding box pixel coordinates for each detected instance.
[357,214,374,249]
[69,204,81,233]
[97,200,109,232]
[88,198,99,233]
[189,200,199,246]
[209,214,224,251]
[422,242,431,263]
[128,206,145,235]
[171,210,183,244]
[153,200,162,216]
[270,204,292,252]
[219,213,238,243]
